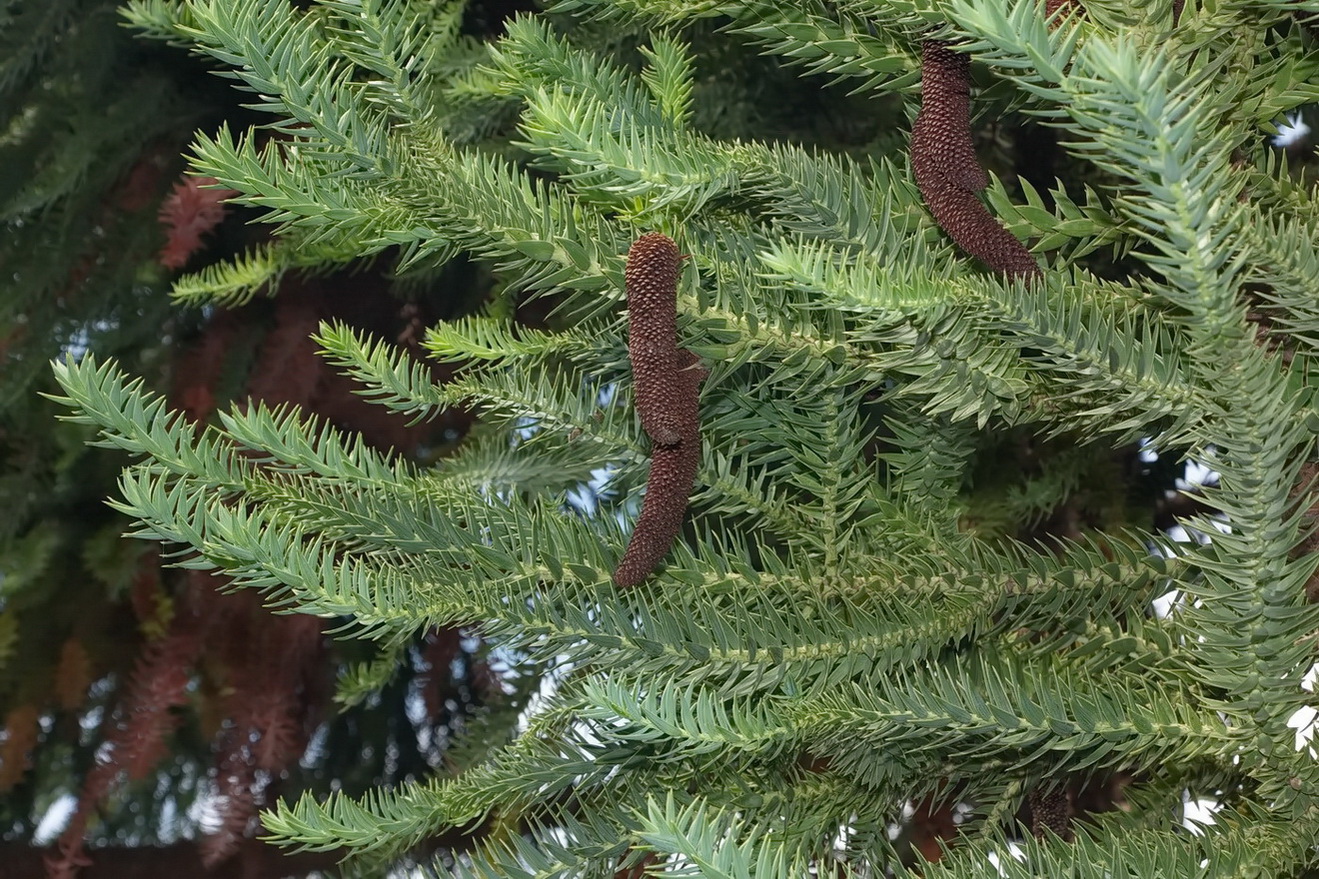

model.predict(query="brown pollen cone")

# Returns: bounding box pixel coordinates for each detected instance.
[1028,785,1075,841]
[617,232,704,587]
[614,349,704,588]
[626,232,688,445]
[911,41,1042,281]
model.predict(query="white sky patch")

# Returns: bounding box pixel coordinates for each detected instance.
[33,794,77,844]
[1181,791,1221,835]
[1177,460,1219,491]
[1288,664,1319,758]
[566,465,619,517]
[1151,588,1181,619]
[830,819,856,855]
[1273,112,1311,148]
[1164,519,1220,546]
[1150,520,1185,618]
[190,777,221,833]
[987,842,1027,877]
[1287,705,1319,757]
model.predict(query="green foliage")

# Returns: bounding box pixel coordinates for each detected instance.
[45,0,1319,875]
[0,0,205,408]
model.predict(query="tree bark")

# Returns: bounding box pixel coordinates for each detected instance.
[0,839,343,879]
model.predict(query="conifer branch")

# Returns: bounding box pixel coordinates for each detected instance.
[35,1,1319,873]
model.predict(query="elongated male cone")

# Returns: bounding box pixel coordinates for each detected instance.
[626,233,688,446]
[911,41,1041,281]
[616,233,703,587]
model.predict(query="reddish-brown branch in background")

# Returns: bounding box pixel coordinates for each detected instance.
[911,41,1042,281]
[614,234,704,588]
[614,850,660,879]
[10,838,379,879]
[157,176,238,270]
[201,753,259,868]
[0,704,41,793]
[54,640,93,712]
[48,270,470,878]
[908,795,958,862]
[46,609,206,879]
[7,818,491,879]
[420,627,465,719]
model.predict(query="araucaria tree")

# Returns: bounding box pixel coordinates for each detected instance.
[45,0,1319,875]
